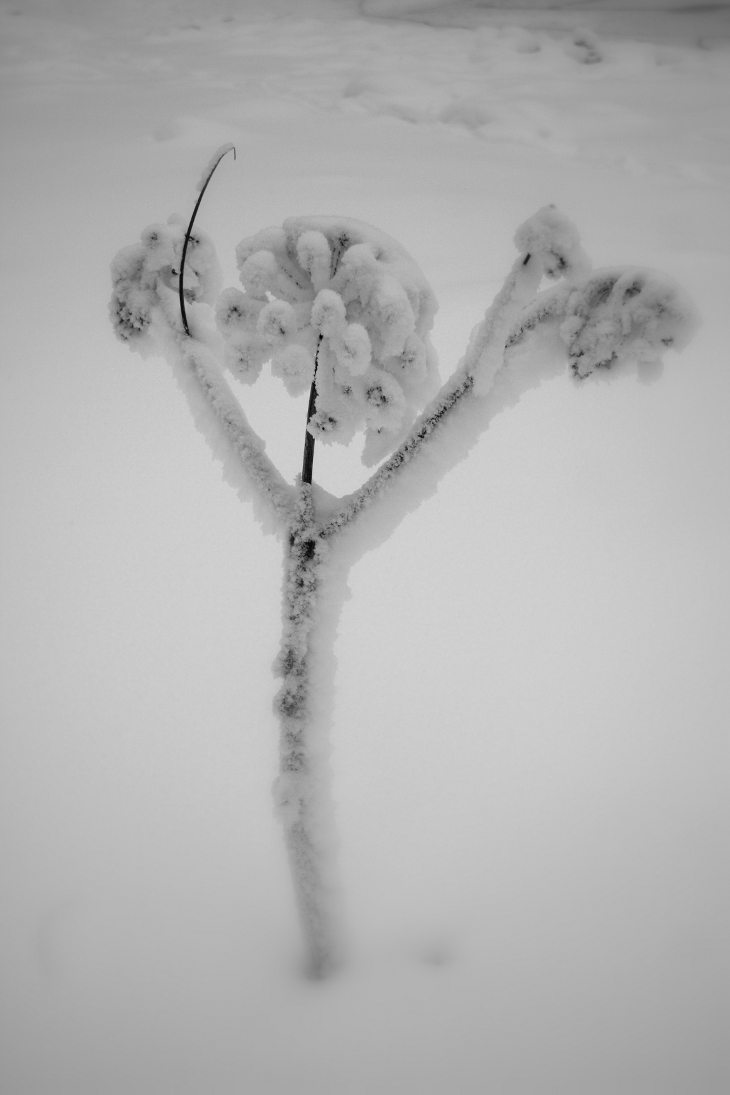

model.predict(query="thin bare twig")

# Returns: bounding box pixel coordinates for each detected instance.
[178,145,236,336]
[301,335,323,486]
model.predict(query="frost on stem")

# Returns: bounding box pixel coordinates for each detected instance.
[272,485,342,976]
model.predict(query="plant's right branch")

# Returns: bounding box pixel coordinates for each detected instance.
[318,252,542,539]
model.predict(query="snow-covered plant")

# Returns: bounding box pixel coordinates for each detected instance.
[110,146,697,977]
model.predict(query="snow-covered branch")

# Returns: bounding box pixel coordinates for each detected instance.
[318,209,697,540]
[316,248,542,537]
[110,216,295,530]
[177,340,296,527]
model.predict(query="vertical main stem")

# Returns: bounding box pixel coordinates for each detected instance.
[273,484,342,976]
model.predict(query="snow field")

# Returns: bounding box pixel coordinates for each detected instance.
[1,1,728,1092]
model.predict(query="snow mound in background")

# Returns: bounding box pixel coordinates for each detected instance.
[361,0,727,14]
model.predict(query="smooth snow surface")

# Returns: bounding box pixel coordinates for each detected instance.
[1,1,729,1092]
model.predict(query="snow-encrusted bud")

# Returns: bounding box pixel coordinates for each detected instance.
[240,250,279,299]
[296,231,332,292]
[271,344,316,397]
[333,243,379,306]
[181,235,223,304]
[112,242,147,286]
[394,332,427,380]
[371,276,416,357]
[223,331,268,384]
[363,369,406,431]
[111,287,154,344]
[257,299,298,346]
[140,223,178,272]
[514,205,590,281]
[215,287,263,333]
[308,405,357,446]
[335,323,371,376]
[235,226,288,269]
[561,267,699,379]
[110,243,153,343]
[311,289,346,337]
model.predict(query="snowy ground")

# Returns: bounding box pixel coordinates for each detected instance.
[1,1,729,1092]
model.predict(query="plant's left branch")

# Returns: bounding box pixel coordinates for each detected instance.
[178,334,296,526]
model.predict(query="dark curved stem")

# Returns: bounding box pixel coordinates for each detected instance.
[301,335,323,486]
[178,145,236,337]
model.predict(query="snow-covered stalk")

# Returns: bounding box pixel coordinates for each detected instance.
[273,484,342,975]
[180,340,295,525]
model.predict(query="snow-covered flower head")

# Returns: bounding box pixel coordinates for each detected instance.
[560,267,699,380]
[110,216,222,347]
[217,216,440,465]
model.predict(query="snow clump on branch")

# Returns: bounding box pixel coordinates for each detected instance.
[496,207,697,387]
[217,216,440,465]
[560,267,699,380]
[514,204,591,282]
